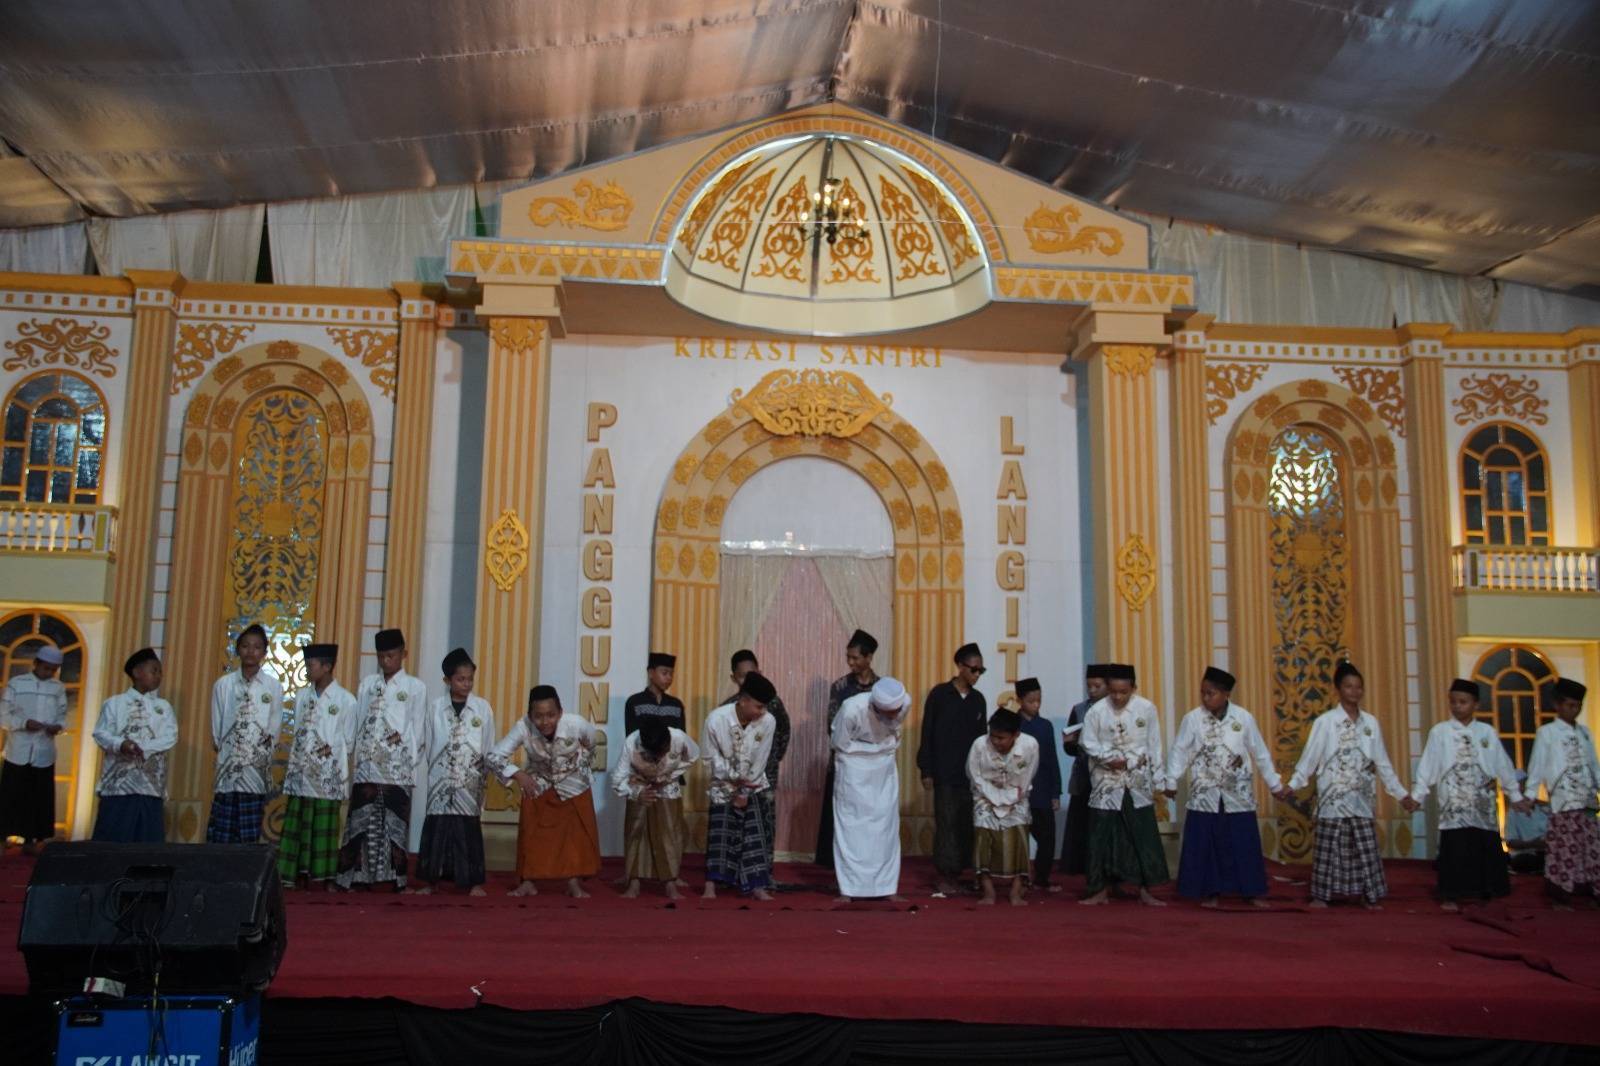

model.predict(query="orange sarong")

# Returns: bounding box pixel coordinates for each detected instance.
[515,788,601,881]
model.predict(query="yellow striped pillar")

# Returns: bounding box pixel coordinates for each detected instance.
[1399,328,1454,728]
[1169,317,1214,706]
[110,270,184,660]
[386,283,440,645]
[1075,311,1172,710]
[473,302,557,745]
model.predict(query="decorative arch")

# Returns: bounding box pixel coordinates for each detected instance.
[1470,643,1558,771]
[1224,378,1411,862]
[0,608,86,838]
[653,368,964,854]
[1,369,109,504]
[162,339,375,843]
[1459,421,1551,547]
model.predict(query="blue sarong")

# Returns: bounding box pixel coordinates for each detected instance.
[1177,801,1268,899]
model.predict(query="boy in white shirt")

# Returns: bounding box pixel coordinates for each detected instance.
[414,648,496,896]
[1288,660,1416,909]
[277,643,360,889]
[1524,678,1599,908]
[337,628,427,891]
[967,702,1039,907]
[615,718,700,899]
[1410,678,1529,910]
[206,624,283,844]
[91,648,178,843]
[1080,663,1169,906]
[0,644,68,853]
[702,672,777,900]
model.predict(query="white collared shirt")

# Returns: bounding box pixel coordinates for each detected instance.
[1167,703,1282,814]
[1410,717,1523,831]
[1525,718,1600,815]
[701,702,775,804]
[93,688,178,798]
[1081,694,1168,811]
[1288,706,1408,819]
[282,681,360,800]
[350,670,428,786]
[423,695,497,816]
[2,672,69,768]
[210,669,284,794]
[488,712,597,800]
[613,727,700,801]
[966,732,1039,830]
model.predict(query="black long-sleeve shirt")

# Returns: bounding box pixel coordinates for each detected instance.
[916,680,988,787]
[623,689,685,735]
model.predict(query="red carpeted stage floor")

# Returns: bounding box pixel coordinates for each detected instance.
[2,853,1597,1048]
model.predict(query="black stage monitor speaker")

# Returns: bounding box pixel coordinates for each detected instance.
[18,842,287,998]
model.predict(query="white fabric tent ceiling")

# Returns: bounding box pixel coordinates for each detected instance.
[1,0,1597,293]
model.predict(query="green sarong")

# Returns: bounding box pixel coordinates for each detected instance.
[1085,792,1170,892]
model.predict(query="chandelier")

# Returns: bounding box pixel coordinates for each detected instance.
[798,143,863,252]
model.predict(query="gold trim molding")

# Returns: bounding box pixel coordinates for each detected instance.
[1115,533,1156,610]
[485,508,531,592]
[732,368,891,439]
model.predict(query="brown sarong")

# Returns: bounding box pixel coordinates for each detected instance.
[515,788,600,881]
[623,795,688,881]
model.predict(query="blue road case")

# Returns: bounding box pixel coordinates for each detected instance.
[54,994,260,1066]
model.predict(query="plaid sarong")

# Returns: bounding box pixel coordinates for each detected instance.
[705,800,772,892]
[206,791,267,844]
[277,796,342,882]
[1311,816,1386,903]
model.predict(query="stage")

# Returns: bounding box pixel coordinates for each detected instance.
[3,853,1598,1064]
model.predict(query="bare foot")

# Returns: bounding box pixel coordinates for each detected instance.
[701,883,716,899]
[935,880,960,896]
[1440,900,1460,913]
[507,880,538,897]
[621,879,642,899]
[1553,901,1574,912]
[1362,900,1383,911]
[665,881,683,900]
[1138,888,1166,908]
[1200,896,1220,909]
[1044,884,1062,894]
[1008,882,1028,907]
[1308,899,1328,909]
[324,882,340,893]
[1079,889,1109,906]
[469,886,487,897]
[1009,896,1029,907]
[673,878,690,888]
[566,878,591,899]
[834,895,853,904]
[888,894,907,902]
[752,887,775,901]
[410,885,433,895]
[978,895,996,906]
[1249,898,1271,909]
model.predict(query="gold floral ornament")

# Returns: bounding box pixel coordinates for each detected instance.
[484,509,531,592]
[4,316,120,377]
[528,178,634,233]
[1205,363,1268,425]
[1022,203,1124,256]
[172,323,254,394]
[1452,372,1547,427]
[1115,533,1156,610]
[489,318,545,358]
[733,368,891,439]
[325,327,399,400]
[1333,367,1405,436]
[1103,345,1156,377]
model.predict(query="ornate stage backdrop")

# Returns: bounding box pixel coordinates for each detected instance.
[0,104,1594,861]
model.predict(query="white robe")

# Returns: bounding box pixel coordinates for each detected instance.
[831,692,909,897]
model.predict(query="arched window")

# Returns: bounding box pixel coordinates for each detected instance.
[1471,644,1557,771]
[1,371,108,504]
[1460,423,1549,546]
[0,609,86,837]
